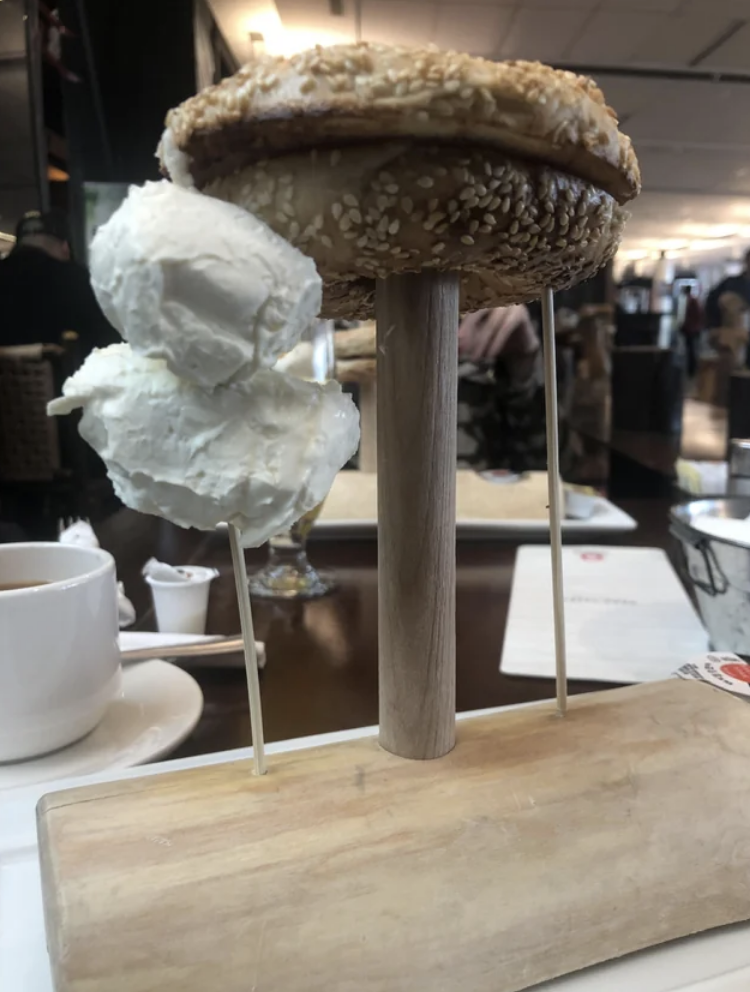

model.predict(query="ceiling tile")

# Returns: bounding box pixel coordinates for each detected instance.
[678,0,750,16]
[361,0,438,46]
[700,22,750,71]
[625,80,750,146]
[632,12,741,66]
[434,4,515,57]
[515,0,598,8]
[598,0,682,11]
[563,10,670,64]
[499,7,591,62]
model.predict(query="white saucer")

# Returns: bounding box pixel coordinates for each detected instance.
[0,661,203,791]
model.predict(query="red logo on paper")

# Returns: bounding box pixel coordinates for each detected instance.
[580,553,604,562]
[720,663,750,683]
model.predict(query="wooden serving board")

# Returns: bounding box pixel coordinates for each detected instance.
[38,680,750,992]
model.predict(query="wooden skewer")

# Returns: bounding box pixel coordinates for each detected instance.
[228,524,267,774]
[541,287,568,717]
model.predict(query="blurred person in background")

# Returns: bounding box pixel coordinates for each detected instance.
[679,285,704,380]
[705,249,750,366]
[0,210,117,355]
[457,304,572,474]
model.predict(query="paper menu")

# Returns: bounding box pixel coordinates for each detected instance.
[501,546,709,684]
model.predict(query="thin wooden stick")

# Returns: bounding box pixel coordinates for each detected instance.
[541,288,568,717]
[228,524,267,774]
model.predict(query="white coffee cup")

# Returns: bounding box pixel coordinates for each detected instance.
[0,542,121,762]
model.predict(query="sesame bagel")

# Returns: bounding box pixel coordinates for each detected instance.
[158,43,638,318]
[160,44,638,204]
[201,141,627,320]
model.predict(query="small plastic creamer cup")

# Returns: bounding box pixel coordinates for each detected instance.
[145,566,217,635]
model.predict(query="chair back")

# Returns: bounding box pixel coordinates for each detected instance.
[0,344,63,483]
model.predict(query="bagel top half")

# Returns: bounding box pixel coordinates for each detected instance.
[159,43,639,319]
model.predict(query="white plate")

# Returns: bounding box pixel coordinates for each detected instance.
[3,704,750,992]
[309,471,636,538]
[0,660,203,792]
[313,496,637,538]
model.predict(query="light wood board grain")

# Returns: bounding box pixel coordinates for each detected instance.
[38,680,750,992]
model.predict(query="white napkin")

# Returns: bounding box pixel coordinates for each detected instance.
[59,521,136,628]
[58,520,99,547]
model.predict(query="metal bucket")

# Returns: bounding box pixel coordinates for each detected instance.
[671,498,750,655]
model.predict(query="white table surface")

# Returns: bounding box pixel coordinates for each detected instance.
[3,704,750,992]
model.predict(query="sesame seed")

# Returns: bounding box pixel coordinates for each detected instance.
[356,236,368,248]
[275,212,287,225]
[475,184,487,197]
[313,214,324,230]
[349,209,362,224]
[385,183,399,194]
[449,211,460,223]
[332,203,343,221]
[479,224,492,234]
[320,234,333,248]
[377,195,388,211]
[388,219,400,235]
[469,220,479,234]
[432,242,445,253]
[344,230,357,240]
[401,197,413,214]
[343,193,358,208]
[417,176,435,189]
[510,221,520,235]
[514,201,525,219]
[501,197,511,213]
[459,188,474,201]
[428,198,439,212]
[376,243,390,253]
[340,216,352,232]
[483,213,496,226]
[461,235,475,246]
[289,221,300,239]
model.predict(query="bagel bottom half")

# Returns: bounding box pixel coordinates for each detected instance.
[202,141,627,320]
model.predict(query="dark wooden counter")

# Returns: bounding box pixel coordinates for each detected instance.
[96,495,680,762]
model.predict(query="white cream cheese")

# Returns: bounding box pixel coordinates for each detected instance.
[89,181,322,389]
[48,344,360,545]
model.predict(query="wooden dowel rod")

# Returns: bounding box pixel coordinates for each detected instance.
[376,272,459,759]
[541,288,568,717]
[228,524,267,774]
